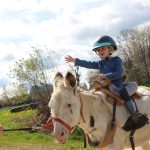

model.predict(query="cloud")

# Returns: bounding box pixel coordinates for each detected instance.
[0,42,30,86]
[0,54,16,62]
[124,0,150,7]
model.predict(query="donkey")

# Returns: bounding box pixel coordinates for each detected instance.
[49,72,150,150]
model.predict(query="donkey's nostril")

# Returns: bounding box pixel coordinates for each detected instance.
[61,131,64,137]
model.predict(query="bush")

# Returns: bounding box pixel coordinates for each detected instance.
[70,127,84,140]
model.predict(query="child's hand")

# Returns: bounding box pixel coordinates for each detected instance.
[65,55,75,63]
[99,74,106,80]
[0,125,3,133]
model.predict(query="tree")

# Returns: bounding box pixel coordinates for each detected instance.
[9,83,29,103]
[118,25,150,85]
[1,86,9,101]
[10,47,58,85]
[9,47,59,124]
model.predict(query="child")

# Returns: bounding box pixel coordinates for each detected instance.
[65,35,140,122]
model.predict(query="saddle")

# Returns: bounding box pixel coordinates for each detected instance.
[92,76,142,105]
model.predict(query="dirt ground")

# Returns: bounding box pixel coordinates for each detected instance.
[0,143,59,150]
[0,146,143,150]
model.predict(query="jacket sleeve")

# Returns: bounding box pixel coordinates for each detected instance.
[105,57,123,80]
[74,58,99,69]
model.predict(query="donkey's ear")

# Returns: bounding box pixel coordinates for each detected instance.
[54,72,64,87]
[65,72,76,88]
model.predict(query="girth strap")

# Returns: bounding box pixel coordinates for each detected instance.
[130,129,136,150]
[111,100,117,129]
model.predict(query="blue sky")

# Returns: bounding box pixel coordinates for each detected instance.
[0,0,150,95]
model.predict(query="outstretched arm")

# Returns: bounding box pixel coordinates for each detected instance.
[65,55,99,69]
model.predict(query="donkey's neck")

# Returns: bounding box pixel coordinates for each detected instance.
[78,91,112,141]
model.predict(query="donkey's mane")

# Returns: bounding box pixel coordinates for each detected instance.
[79,90,103,101]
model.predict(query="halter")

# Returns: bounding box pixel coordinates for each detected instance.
[43,94,86,133]
[53,117,74,133]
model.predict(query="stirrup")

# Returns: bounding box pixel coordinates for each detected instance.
[122,113,149,131]
[131,112,142,123]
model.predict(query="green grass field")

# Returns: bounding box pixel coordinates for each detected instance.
[0,108,94,150]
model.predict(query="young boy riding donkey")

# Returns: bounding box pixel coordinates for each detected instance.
[65,35,148,128]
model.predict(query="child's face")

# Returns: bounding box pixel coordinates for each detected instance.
[95,46,111,58]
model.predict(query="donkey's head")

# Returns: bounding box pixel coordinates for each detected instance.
[49,72,81,144]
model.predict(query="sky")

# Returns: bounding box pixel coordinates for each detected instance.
[0,0,150,95]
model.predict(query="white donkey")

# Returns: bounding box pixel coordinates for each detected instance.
[49,72,150,150]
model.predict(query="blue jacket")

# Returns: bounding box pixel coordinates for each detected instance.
[75,56,124,88]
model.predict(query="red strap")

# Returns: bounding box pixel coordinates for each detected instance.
[43,117,74,133]
[43,123,53,130]
[52,117,74,133]
[42,117,53,131]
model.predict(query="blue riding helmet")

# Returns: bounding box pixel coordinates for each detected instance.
[92,35,117,51]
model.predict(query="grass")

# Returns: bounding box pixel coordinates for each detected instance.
[0,132,84,150]
[145,84,150,87]
[0,108,94,150]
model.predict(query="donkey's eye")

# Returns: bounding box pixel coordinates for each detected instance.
[67,104,73,114]
[67,104,71,107]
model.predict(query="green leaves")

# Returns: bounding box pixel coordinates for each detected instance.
[9,47,59,86]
